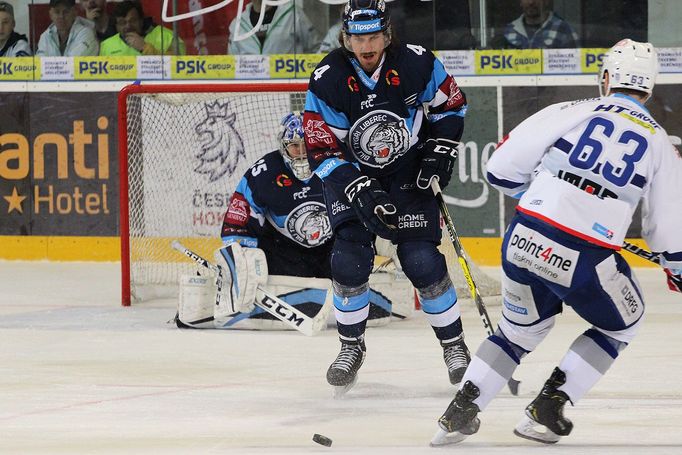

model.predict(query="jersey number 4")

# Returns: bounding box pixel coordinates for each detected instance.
[568,117,647,187]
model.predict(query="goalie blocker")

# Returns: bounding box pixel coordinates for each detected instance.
[176,244,414,331]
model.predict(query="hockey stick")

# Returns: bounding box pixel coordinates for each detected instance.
[171,241,319,336]
[431,180,521,396]
[622,241,661,265]
[621,241,681,293]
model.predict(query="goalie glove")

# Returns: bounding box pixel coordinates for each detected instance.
[416,138,460,191]
[214,243,268,315]
[344,176,398,241]
[665,268,682,293]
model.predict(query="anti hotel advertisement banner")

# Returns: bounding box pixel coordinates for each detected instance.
[0,93,119,236]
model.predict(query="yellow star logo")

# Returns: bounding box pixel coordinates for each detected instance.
[4,187,27,214]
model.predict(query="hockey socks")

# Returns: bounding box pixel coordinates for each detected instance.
[459,332,524,411]
[557,328,625,402]
[418,275,462,340]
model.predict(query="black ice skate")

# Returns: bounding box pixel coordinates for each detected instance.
[431,380,481,446]
[441,335,471,385]
[327,336,366,397]
[514,367,573,444]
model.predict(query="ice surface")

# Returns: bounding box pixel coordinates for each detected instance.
[0,262,680,454]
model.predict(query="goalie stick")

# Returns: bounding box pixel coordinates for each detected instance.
[171,241,326,336]
[431,180,521,396]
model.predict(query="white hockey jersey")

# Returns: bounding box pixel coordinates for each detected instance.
[486,93,682,270]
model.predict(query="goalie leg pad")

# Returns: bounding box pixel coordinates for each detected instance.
[177,274,218,329]
[367,269,415,326]
[214,243,268,317]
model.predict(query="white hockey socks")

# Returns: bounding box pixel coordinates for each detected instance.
[557,328,627,403]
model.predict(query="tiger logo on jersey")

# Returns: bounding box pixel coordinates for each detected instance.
[194,101,246,182]
[349,110,410,168]
[286,202,332,248]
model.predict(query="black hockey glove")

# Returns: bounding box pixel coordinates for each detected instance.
[344,176,398,241]
[665,268,682,293]
[416,138,460,191]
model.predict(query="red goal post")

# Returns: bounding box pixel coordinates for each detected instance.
[118,82,308,305]
[118,82,500,306]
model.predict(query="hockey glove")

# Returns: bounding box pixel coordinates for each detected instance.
[416,138,460,191]
[665,268,682,293]
[344,176,398,241]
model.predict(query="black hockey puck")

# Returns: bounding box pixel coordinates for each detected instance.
[312,433,332,447]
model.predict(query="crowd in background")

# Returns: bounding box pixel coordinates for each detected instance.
[0,0,649,58]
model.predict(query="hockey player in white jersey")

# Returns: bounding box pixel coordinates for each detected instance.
[431,39,682,446]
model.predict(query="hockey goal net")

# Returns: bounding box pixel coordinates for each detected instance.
[119,82,500,306]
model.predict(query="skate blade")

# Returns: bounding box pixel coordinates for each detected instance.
[513,415,561,444]
[430,427,469,446]
[332,375,358,399]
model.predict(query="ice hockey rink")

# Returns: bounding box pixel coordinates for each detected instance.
[1,262,680,454]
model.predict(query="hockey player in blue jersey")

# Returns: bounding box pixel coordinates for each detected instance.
[175,112,409,330]
[219,112,334,280]
[175,112,335,330]
[432,39,682,446]
[304,0,470,393]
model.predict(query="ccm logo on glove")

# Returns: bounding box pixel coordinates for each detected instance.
[416,138,460,190]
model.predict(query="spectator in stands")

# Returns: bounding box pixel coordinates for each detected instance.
[99,0,185,56]
[37,0,99,56]
[228,0,319,55]
[491,0,578,49]
[318,4,343,53]
[0,1,30,57]
[79,0,116,41]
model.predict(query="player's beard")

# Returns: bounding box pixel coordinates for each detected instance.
[359,51,381,73]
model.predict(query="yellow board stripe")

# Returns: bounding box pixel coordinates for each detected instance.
[0,236,658,268]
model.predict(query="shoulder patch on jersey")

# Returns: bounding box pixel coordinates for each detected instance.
[349,110,410,168]
[226,193,249,226]
[304,114,336,148]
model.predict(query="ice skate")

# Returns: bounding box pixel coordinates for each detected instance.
[514,367,573,444]
[441,335,471,385]
[327,336,366,397]
[430,380,481,446]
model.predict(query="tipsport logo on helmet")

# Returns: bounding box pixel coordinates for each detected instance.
[286,202,332,247]
[347,19,382,34]
[349,110,410,168]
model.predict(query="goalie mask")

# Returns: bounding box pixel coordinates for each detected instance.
[278,112,311,181]
[599,39,658,98]
[342,0,391,51]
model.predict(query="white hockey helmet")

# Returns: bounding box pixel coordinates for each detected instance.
[278,112,311,181]
[599,39,658,97]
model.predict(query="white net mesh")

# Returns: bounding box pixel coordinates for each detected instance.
[122,85,500,302]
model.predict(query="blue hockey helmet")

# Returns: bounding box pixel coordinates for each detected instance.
[342,0,390,36]
[278,112,311,180]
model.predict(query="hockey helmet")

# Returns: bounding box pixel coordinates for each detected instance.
[342,0,390,35]
[278,112,311,181]
[599,39,658,97]
[342,0,391,52]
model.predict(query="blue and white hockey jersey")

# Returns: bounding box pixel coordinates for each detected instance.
[304,44,467,190]
[486,93,682,270]
[221,151,333,250]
